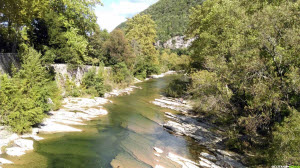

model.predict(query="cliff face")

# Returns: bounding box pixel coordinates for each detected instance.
[0,57,104,87]
[155,36,195,49]
[0,53,20,74]
[51,64,110,87]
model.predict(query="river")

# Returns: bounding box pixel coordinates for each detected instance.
[4,76,204,168]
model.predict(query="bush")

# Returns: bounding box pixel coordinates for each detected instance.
[164,77,190,98]
[0,47,62,133]
[65,75,81,97]
[112,62,133,84]
[189,71,233,116]
[82,67,106,97]
[159,49,191,72]
[269,108,300,165]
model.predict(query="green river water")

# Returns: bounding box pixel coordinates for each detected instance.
[4,76,204,168]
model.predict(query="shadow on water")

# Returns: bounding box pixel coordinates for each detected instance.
[5,76,205,168]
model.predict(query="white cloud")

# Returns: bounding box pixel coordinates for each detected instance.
[95,0,158,32]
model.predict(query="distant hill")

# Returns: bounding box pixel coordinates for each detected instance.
[117,0,204,43]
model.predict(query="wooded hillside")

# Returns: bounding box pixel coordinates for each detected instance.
[117,0,204,43]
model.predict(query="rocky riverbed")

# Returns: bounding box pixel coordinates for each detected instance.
[152,96,247,168]
[0,71,175,167]
[0,85,142,167]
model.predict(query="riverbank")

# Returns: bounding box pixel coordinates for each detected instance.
[0,71,175,167]
[152,96,247,168]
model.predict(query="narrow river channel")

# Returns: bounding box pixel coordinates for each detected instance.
[5,76,204,168]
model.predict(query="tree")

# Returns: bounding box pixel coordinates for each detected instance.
[0,47,61,133]
[125,14,160,77]
[103,29,135,68]
[187,0,300,165]
[40,0,102,64]
[88,25,110,65]
[0,0,49,52]
[117,0,204,43]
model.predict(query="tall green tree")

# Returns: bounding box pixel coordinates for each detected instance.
[0,0,49,52]
[88,25,110,65]
[125,14,159,77]
[0,47,61,133]
[103,29,134,68]
[41,0,102,64]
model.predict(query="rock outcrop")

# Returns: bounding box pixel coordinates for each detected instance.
[152,96,246,168]
[156,36,196,49]
[51,64,109,87]
[152,96,192,113]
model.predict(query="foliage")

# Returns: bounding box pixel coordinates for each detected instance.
[103,29,135,68]
[159,49,191,72]
[186,0,300,165]
[164,76,189,98]
[64,75,81,97]
[0,0,102,63]
[82,67,106,97]
[0,47,61,133]
[125,14,160,77]
[0,0,49,52]
[118,0,204,43]
[269,108,300,165]
[189,70,233,116]
[87,25,110,65]
[111,62,133,84]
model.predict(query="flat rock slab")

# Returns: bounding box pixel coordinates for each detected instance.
[39,121,82,133]
[14,139,34,150]
[153,147,164,154]
[6,147,26,156]
[0,158,13,164]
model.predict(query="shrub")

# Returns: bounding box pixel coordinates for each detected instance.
[189,71,233,116]
[159,49,191,72]
[112,62,133,84]
[0,47,62,133]
[65,75,81,97]
[269,108,300,165]
[164,76,190,98]
[82,67,106,97]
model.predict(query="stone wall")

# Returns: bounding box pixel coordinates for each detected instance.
[0,53,20,74]
[51,64,110,87]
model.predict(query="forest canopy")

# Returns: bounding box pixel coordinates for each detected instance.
[185,0,300,165]
[117,0,204,43]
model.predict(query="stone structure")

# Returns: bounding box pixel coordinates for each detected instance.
[156,36,196,49]
[0,53,20,74]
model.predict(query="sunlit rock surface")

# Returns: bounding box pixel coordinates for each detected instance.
[152,96,246,168]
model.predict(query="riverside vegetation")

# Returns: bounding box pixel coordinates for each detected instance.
[0,1,188,133]
[164,0,300,166]
[0,0,299,167]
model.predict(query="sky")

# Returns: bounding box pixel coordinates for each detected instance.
[95,0,158,32]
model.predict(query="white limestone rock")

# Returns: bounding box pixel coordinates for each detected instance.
[14,139,34,150]
[6,147,26,156]
[200,152,217,161]
[0,158,13,164]
[38,121,82,133]
[153,147,164,154]
[167,152,200,168]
